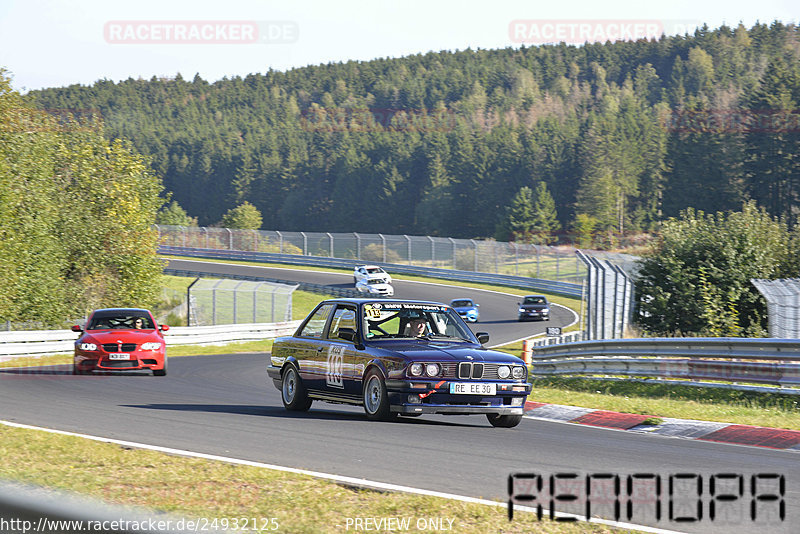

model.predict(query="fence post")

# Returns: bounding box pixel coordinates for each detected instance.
[471,239,478,271]
[354,232,361,259]
[449,237,456,269]
[301,232,308,255]
[327,232,334,257]
[380,234,387,263]
[226,228,233,250]
[276,231,283,253]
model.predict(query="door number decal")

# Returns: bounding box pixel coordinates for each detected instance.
[327,345,344,388]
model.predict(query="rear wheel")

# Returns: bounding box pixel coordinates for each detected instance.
[282,365,312,411]
[363,370,396,421]
[486,413,523,428]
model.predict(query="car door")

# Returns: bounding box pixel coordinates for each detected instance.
[293,302,335,392]
[322,304,361,401]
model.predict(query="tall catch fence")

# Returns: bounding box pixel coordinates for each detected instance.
[577,250,635,340]
[186,278,296,327]
[156,225,588,283]
[752,279,800,338]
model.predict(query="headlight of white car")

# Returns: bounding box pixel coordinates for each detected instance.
[141,342,162,350]
[79,342,97,351]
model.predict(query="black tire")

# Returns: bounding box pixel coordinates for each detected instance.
[72,364,88,375]
[153,357,167,376]
[486,413,523,428]
[362,369,396,421]
[282,365,312,411]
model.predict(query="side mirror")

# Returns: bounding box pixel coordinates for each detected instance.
[475,303,480,307]
[338,327,357,342]
[71,325,83,333]
[160,324,170,332]
[476,332,490,344]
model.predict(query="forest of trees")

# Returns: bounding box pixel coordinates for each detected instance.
[26,22,800,245]
[0,70,164,325]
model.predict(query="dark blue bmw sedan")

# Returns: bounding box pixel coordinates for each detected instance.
[267,299,531,427]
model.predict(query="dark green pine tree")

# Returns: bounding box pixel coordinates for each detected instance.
[530,182,560,243]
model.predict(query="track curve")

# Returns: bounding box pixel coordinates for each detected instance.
[164,258,577,347]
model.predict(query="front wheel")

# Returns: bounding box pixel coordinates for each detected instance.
[486,413,522,428]
[282,365,312,411]
[153,357,167,376]
[363,370,396,421]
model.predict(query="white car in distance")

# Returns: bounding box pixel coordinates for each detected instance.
[353,265,392,285]
[355,278,394,296]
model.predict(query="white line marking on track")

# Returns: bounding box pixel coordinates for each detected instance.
[0,419,683,534]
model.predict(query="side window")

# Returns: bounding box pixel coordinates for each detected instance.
[327,306,357,341]
[299,304,334,338]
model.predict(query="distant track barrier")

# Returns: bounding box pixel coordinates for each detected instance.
[527,337,800,393]
[159,245,584,298]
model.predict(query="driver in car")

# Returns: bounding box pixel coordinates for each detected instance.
[408,316,429,337]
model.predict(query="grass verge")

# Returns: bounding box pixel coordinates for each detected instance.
[0,424,625,534]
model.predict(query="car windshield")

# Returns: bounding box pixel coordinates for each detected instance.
[366,267,384,274]
[363,302,475,341]
[367,279,385,285]
[88,313,153,330]
[523,297,547,305]
[451,300,473,308]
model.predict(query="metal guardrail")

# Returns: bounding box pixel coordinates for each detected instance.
[527,337,800,390]
[164,267,362,299]
[160,246,584,298]
[0,321,302,361]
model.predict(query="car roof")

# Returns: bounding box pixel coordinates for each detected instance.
[318,298,445,306]
[90,308,152,314]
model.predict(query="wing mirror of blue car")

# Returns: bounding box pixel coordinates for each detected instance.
[338,327,357,342]
[476,332,490,344]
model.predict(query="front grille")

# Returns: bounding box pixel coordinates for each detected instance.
[458,362,484,379]
[101,343,137,352]
[101,360,138,368]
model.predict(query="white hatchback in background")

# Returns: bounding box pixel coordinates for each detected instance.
[353,265,392,284]
[355,278,394,296]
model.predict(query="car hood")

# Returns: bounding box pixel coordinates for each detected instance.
[373,340,522,364]
[82,330,162,343]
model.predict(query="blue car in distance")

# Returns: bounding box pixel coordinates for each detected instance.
[267,299,530,427]
[450,298,480,323]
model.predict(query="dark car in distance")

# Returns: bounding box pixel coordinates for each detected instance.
[268,299,531,427]
[517,295,550,321]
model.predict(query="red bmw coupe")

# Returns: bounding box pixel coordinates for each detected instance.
[72,308,169,376]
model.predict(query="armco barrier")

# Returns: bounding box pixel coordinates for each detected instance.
[159,245,584,298]
[0,321,302,361]
[527,337,800,391]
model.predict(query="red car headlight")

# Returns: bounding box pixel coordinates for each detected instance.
[140,342,162,351]
[79,342,97,351]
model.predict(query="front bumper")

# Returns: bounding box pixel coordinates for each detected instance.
[385,379,530,415]
[74,353,164,372]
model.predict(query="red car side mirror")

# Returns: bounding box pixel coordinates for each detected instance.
[71,325,83,332]
[160,324,170,332]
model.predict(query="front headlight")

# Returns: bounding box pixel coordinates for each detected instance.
[141,342,162,350]
[512,366,525,379]
[409,363,424,377]
[79,342,97,351]
[425,363,441,377]
[497,365,511,379]
[518,308,525,313]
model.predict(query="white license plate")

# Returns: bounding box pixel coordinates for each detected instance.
[449,382,496,395]
[109,353,130,360]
